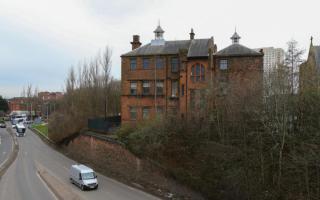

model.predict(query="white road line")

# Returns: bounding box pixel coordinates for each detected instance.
[36,171,58,200]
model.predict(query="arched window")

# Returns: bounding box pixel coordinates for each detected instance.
[191,64,205,82]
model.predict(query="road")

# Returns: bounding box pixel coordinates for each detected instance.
[0,126,160,200]
[0,126,13,167]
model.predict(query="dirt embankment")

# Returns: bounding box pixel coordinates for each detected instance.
[59,133,204,200]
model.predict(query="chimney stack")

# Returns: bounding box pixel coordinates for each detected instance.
[190,28,195,40]
[131,35,142,50]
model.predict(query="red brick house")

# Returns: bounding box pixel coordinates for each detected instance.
[121,25,263,123]
[8,97,28,112]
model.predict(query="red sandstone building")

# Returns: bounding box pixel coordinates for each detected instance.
[121,25,263,123]
[8,97,28,112]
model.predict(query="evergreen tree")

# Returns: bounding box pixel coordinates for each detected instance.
[0,96,9,112]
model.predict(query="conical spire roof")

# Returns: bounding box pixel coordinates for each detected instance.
[154,25,164,33]
[231,31,241,44]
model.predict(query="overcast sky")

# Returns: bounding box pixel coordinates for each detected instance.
[0,0,319,98]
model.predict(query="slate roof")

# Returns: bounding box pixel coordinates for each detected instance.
[215,43,262,57]
[122,39,211,57]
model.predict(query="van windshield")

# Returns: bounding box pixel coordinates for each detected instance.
[81,172,95,180]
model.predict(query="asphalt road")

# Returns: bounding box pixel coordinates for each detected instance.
[0,126,13,167]
[0,127,160,200]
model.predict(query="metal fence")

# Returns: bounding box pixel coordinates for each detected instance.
[88,116,121,133]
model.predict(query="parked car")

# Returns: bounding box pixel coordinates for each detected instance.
[0,121,6,128]
[70,164,98,190]
[16,123,26,137]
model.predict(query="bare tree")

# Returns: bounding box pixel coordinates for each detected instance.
[285,39,305,94]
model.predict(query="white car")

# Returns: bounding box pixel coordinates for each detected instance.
[70,164,98,190]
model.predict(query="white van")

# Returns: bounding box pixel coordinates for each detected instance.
[69,164,98,190]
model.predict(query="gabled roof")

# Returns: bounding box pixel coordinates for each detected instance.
[122,39,211,58]
[188,39,210,57]
[215,43,262,57]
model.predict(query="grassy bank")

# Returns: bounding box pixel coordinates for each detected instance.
[32,123,48,138]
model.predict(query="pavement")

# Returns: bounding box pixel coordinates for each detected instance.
[0,126,13,167]
[0,126,161,200]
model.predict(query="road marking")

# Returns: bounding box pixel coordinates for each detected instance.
[2,151,6,154]
[36,171,58,200]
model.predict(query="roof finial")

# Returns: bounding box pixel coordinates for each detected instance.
[190,28,195,40]
[158,19,160,27]
[311,36,313,46]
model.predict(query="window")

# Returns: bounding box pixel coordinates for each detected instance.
[171,57,179,72]
[142,81,150,95]
[129,107,137,120]
[156,106,164,117]
[142,107,151,119]
[219,59,228,70]
[191,64,205,82]
[130,58,137,70]
[143,58,150,69]
[156,57,164,69]
[171,80,179,97]
[181,84,184,96]
[156,81,164,95]
[130,81,137,95]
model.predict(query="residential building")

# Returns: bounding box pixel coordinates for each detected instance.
[254,47,284,72]
[121,25,263,123]
[8,97,28,112]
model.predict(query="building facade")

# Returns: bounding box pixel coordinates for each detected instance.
[121,25,263,123]
[254,47,284,72]
[8,97,28,112]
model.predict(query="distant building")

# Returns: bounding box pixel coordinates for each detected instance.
[300,37,320,93]
[38,91,64,102]
[8,97,28,112]
[120,24,263,123]
[255,47,284,72]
